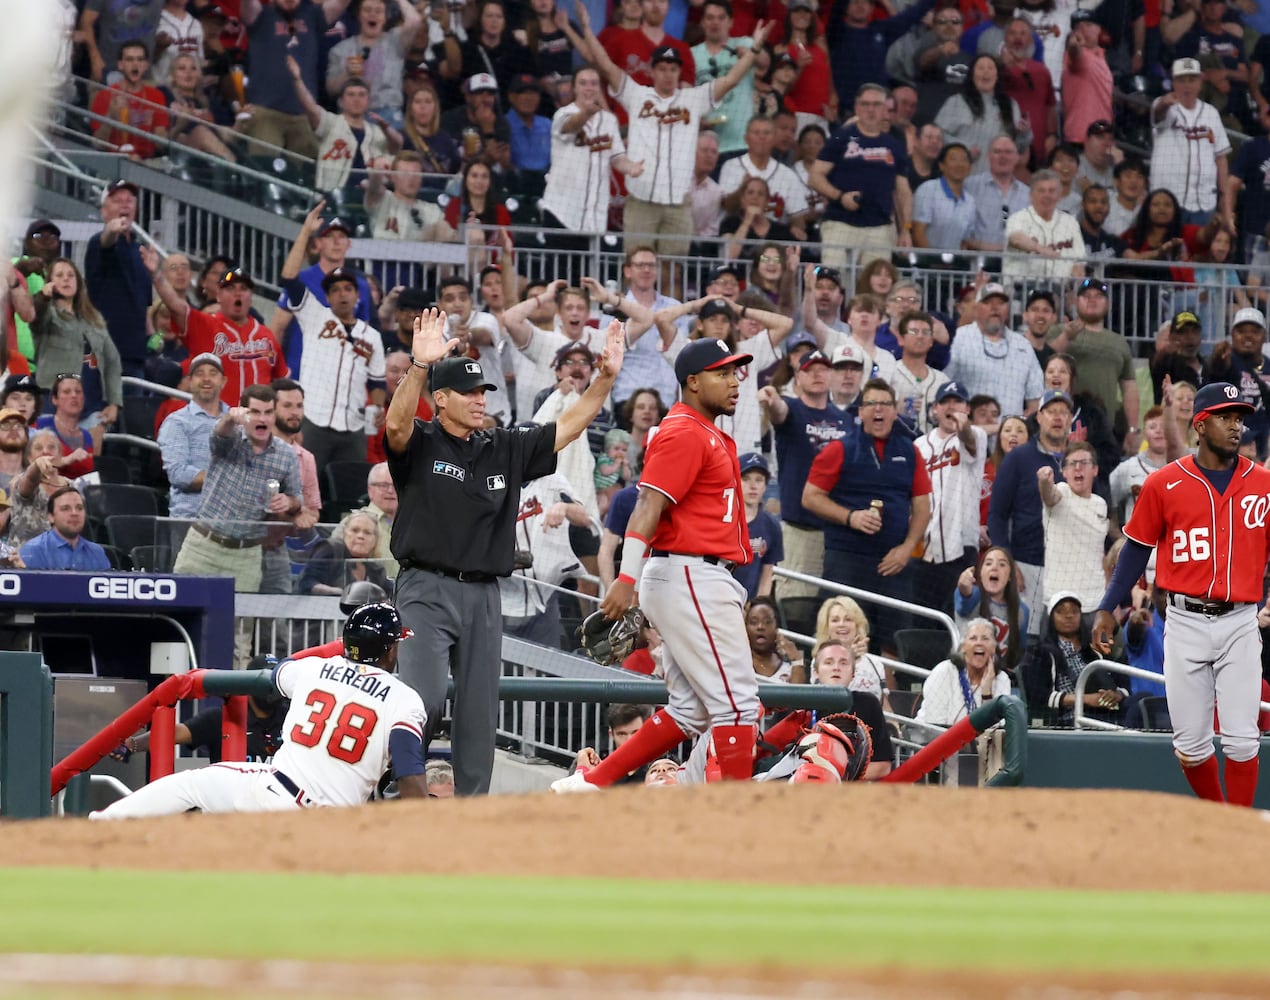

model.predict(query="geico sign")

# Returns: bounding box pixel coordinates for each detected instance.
[88,577,178,601]
[0,573,20,595]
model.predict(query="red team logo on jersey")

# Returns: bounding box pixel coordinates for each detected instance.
[639,103,691,126]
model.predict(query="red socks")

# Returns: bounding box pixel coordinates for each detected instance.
[710,725,756,781]
[585,709,688,787]
[1224,757,1259,808]
[1181,755,1225,803]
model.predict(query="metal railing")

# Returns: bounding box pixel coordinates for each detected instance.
[1073,658,1270,731]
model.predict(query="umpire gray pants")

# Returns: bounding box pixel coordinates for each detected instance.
[395,567,501,796]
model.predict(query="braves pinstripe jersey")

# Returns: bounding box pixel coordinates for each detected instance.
[271,655,426,807]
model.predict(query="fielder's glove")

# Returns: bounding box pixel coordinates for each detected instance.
[792,713,874,783]
[578,607,646,665]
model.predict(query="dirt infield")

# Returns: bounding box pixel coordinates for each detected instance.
[7,783,1270,894]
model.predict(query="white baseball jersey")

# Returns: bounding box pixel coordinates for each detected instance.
[292,288,387,432]
[1017,4,1072,92]
[454,310,510,426]
[369,194,451,242]
[510,324,604,422]
[717,155,810,224]
[614,78,716,205]
[917,425,988,563]
[540,104,626,233]
[1003,206,1086,280]
[153,10,205,83]
[272,654,426,808]
[890,362,950,435]
[1109,452,1165,525]
[315,110,391,191]
[1149,98,1230,213]
[1041,482,1109,609]
[500,472,596,617]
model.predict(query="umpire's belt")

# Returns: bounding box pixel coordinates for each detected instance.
[1167,592,1244,617]
[650,549,737,573]
[191,523,261,550]
[273,769,316,808]
[400,559,497,583]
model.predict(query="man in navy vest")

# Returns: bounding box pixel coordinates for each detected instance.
[802,377,932,651]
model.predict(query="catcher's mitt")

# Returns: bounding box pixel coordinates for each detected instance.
[578,607,646,665]
[792,714,873,784]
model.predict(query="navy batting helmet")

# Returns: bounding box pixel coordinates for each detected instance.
[343,603,413,664]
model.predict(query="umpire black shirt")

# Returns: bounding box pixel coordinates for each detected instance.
[386,418,558,576]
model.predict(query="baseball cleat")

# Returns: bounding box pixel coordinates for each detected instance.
[550,771,600,794]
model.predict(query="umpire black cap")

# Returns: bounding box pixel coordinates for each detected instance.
[429,356,500,393]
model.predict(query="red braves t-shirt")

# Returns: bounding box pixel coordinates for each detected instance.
[639,402,753,565]
[1124,454,1270,603]
[89,85,171,159]
[603,28,696,88]
[183,310,288,405]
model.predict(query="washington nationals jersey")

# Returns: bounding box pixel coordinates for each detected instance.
[640,402,753,564]
[183,309,288,407]
[1123,454,1270,603]
[271,655,426,808]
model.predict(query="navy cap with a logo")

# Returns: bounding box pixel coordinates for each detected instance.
[1193,382,1253,422]
[738,452,771,478]
[321,266,360,292]
[429,357,500,393]
[651,45,682,65]
[674,339,753,384]
[1039,389,1074,411]
[936,381,969,404]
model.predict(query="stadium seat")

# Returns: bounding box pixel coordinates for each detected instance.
[105,514,159,555]
[894,629,954,671]
[1139,696,1172,732]
[323,461,372,504]
[120,396,162,440]
[93,455,132,485]
[776,596,820,640]
[84,485,160,541]
[129,544,172,573]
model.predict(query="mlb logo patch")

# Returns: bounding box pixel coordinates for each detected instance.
[487,474,507,491]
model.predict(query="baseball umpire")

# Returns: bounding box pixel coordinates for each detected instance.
[554,338,758,791]
[386,308,626,796]
[1094,382,1270,806]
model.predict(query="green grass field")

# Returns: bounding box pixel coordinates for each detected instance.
[4,868,1270,974]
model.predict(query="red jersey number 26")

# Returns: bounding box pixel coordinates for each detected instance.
[289,689,379,763]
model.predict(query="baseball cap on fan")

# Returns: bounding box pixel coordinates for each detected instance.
[1070,7,1096,27]
[1192,382,1253,423]
[674,339,753,384]
[738,452,771,478]
[1232,307,1267,331]
[100,179,139,204]
[651,46,682,66]
[429,357,500,393]
[321,266,360,293]
[1046,590,1082,615]
[1172,57,1202,78]
[976,282,1009,303]
[936,381,969,404]
[465,73,499,94]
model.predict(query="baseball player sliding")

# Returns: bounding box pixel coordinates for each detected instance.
[553,339,758,791]
[91,604,428,818]
[1094,383,1270,807]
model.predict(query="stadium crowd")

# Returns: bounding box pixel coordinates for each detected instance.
[12,0,1270,765]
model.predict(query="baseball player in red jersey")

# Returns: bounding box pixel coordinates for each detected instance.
[143,247,288,406]
[1095,382,1270,806]
[552,338,757,791]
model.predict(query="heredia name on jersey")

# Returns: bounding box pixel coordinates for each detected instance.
[319,662,392,702]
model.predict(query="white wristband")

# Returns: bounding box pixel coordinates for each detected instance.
[618,532,650,586]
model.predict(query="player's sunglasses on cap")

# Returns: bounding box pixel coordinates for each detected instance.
[1192,382,1254,425]
[674,338,753,384]
[1077,277,1108,296]
[429,356,500,393]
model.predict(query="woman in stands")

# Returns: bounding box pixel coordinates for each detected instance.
[32,258,121,458]
[618,387,666,464]
[720,176,793,261]
[523,0,574,94]
[773,1,835,128]
[162,53,238,163]
[954,546,1028,672]
[813,596,887,703]
[979,413,1027,549]
[299,512,393,597]
[746,241,797,313]
[854,257,899,300]
[915,617,1012,726]
[934,54,1029,175]
[1121,188,1219,337]
[401,83,460,174]
[446,0,533,95]
[746,596,808,684]
[444,160,513,270]
[1029,353,1119,495]
[8,429,76,548]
